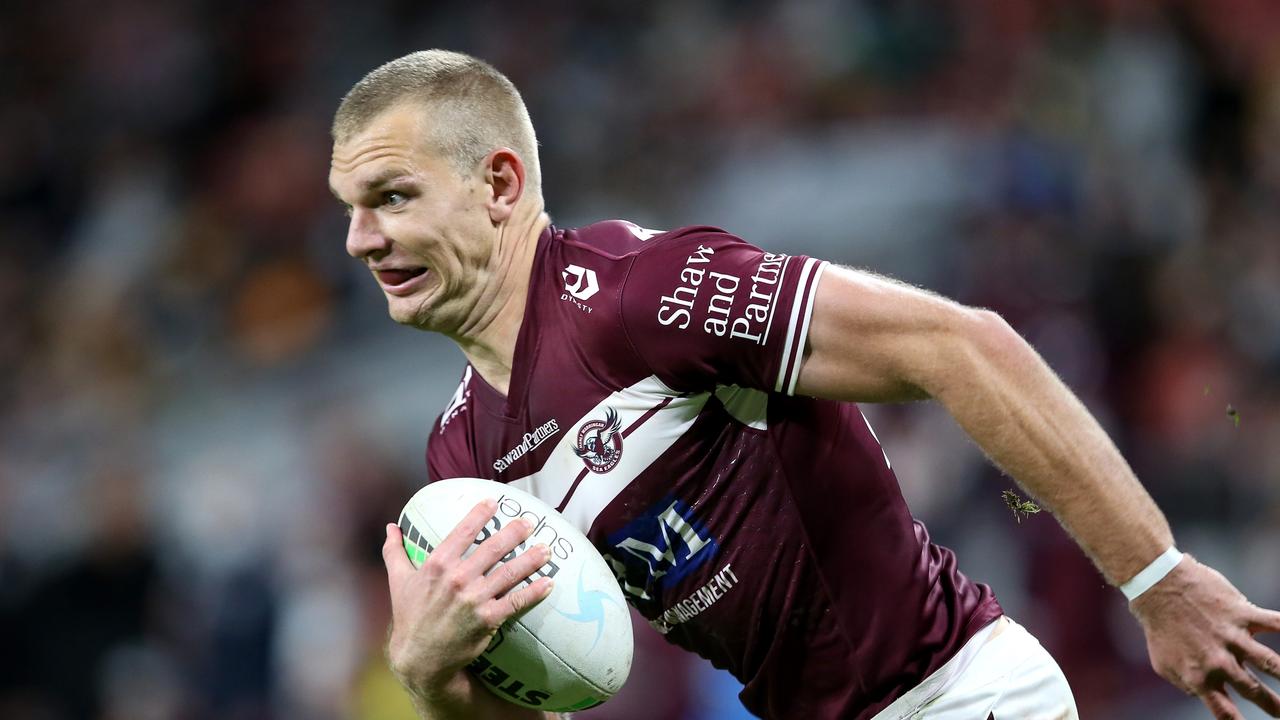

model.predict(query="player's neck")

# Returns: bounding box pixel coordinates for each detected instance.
[451,207,550,396]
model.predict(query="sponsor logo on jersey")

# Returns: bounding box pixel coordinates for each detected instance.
[493,418,561,473]
[603,495,718,601]
[656,246,786,346]
[562,264,599,301]
[572,407,623,473]
[649,562,739,634]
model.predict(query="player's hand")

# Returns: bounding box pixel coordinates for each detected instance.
[382,499,554,701]
[1129,554,1280,719]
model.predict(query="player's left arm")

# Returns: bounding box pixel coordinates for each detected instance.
[794,264,1280,720]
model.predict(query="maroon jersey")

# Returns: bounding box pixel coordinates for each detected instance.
[427,221,1002,719]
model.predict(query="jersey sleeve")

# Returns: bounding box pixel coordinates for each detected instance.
[618,227,828,395]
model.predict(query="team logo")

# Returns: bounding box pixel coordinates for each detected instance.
[573,407,623,473]
[562,264,599,301]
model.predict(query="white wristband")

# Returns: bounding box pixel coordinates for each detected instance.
[1120,546,1184,601]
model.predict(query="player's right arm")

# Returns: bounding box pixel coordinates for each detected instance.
[382,499,559,720]
[794,265,1280,720]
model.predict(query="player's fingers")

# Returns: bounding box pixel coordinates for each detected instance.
[433,499,497,561]
[458,516,536,578]
[482,576,554,626]
[1242,636,1280,680]
[1222,661,1280,717]
[481,543,552,599]
[1250,606,1280,634]
[382,523,415,586]
[1200,686,1245,720]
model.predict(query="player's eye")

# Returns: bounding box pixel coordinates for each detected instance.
[383,191,408,209]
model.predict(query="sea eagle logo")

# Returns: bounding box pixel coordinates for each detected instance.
[573,407,624,473]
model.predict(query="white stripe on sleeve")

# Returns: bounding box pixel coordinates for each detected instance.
[775,257,820,392]
[785,261,828,396]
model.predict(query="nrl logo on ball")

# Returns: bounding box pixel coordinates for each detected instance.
[573,408,623,473]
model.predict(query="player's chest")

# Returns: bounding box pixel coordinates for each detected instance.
[464,367,709,530]
[470,370,700,479]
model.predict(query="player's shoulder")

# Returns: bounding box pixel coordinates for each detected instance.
[541,219,771,364]
[555,220,744,263]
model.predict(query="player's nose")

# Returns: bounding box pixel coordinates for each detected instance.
[345,208,391,259]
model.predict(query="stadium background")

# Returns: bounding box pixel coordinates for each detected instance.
[2,0,1279,718]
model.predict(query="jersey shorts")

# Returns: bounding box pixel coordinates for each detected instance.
[872,616,1079,720]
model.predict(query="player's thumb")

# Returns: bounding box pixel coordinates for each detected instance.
[382,522,414,584]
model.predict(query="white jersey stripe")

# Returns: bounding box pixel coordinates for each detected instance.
[555,394,676,512]
[785,261,828,396]
[775,257,820,392]
[510,375,711,534]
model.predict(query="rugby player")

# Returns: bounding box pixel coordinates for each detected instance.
[329,50,1280,719]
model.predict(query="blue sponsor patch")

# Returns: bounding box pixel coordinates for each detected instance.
[604,495,718,599]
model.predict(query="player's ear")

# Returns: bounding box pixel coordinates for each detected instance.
[484,147,525,223]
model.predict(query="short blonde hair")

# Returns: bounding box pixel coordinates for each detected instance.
[333,50,541,198]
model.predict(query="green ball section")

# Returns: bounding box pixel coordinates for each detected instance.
[398,513,432,567]
[565,696,606,711]
[403,538,428,566]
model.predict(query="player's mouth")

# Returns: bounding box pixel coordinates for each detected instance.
[374,266,430,296]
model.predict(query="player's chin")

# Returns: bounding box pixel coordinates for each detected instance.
[385,291,441,329]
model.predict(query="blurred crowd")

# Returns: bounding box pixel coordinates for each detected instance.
[2,0,1278,718]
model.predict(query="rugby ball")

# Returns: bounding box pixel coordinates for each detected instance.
[397,477,633,713]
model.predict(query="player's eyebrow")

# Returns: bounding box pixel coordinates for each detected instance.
[329,168,415,203]
[359,168,413,191]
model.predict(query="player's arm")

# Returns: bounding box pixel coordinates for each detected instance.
[794,265,1280,720]
[382,500,559,720]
